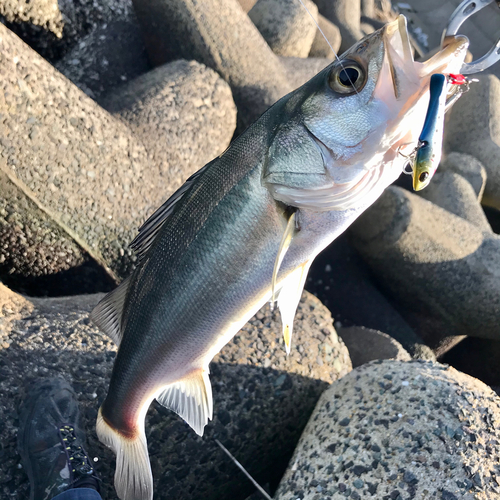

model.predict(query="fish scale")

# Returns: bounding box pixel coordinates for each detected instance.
[91,16,469,500]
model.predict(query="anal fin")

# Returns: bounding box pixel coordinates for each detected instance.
[277,261,311,355]
[156,368,213,436]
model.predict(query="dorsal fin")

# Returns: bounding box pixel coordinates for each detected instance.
[130,162,211,262]
[91,277,131,345]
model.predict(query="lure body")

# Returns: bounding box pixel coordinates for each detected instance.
[413,73,448,191]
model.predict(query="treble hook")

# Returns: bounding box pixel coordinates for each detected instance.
[442,0,500,75]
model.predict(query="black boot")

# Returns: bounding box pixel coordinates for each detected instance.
[17,377,100,500]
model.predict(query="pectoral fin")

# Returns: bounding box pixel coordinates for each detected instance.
[277,261,311,355]
[271,211,297,310]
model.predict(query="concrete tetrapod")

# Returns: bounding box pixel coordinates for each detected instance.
[350,186,500,357]
[275,359,500,500]
[0,284,351,500]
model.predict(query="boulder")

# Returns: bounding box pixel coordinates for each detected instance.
[418,171,492,233]
[131,0,293,126]
[439,152,487,200]
[55,18,151,102]
[1,285,351,500]
[275,360,500,500]
[350,186,500,356]
[444,75,500,210]
[1,0,134,62]
[309,14,341,59]
[313,0,364,52]
[0,24,236,293]
[337,326,411,367]
[306,233,435,361]
[248,0,318,58]
[102,60,237,186]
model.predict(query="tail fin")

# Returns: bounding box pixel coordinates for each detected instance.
[96,407,153,500]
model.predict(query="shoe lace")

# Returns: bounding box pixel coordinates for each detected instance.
[59,425,99,485]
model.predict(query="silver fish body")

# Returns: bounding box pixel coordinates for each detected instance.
[92,16,468,500]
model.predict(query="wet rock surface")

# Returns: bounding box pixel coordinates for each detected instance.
[275,360,500,500]
[0,286,350,500]
[350,186,500,356]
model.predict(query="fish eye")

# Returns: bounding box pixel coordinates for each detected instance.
[419,171,430,182]
[328,61,367,95]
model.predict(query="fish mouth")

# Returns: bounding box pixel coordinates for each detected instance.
[382,15,418,98]
[418,35,469,76]
[383,15,469,84]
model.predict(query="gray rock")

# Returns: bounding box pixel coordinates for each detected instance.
[0,285,351,500]
[275,360,500,500]
[309,14,341,59]
[444,75,500,210]
[0,25,236,292]
[248,0,318,58]
[314,0,364,52]
[439,152,487,200]
[102,60,237,189]
[55,18,150,102]
[1,0,134,62]
[418,171,492,232]
[279,55,330,89]
[306,233,435,361]
[337,326,411,367]
[131,0,293,126]
[350,186,500,356]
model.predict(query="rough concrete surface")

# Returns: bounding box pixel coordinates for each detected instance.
[338,326,411,368]
[102,60,237,183]
[55,18,151,101]
[131,0,293,126]
[439,152,487,200]
[351,186,500,355]
[249,0,318,58]
[1,0,134,62]
[275,359,500,500]
[309,14,342,59]
[444,75,500,210]
[418,171,492,233]
[0,286,351,500]
[0,24,236,290]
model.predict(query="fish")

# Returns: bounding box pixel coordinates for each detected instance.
[91,15,468,500]
[412,73,448,191]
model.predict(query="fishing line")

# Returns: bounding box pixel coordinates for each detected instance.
[296,0,360,96]
[215,439,272,500]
